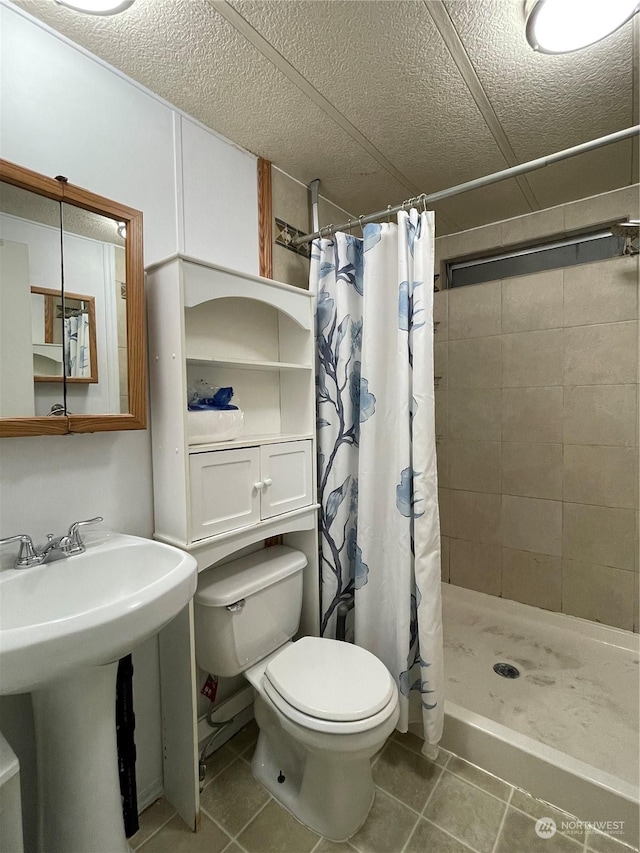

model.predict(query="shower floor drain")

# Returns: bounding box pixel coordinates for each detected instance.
[493,662,520,679]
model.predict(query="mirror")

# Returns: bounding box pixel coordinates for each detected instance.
[0,159,146,436]
[31,287,98,384]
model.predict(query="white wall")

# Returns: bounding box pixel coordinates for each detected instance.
[0,2,258,843]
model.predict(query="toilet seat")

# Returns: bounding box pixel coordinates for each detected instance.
[262,637,398,734]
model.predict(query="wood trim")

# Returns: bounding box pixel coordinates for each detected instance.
[30,286,99,384]
[0,417,69,437]
[257,157,273,279]
[0,157,147,437]
[123,209,147,430]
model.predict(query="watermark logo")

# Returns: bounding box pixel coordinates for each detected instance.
[535,818,557,839]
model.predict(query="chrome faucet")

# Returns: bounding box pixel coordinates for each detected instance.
[0,517,103,569]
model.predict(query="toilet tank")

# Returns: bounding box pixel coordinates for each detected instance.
[194,545,306,677]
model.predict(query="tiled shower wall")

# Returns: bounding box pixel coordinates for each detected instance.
[435,186,639,632]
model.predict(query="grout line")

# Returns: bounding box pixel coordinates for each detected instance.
[372,783,426,819]
[132,806,178,850]
[397,812,423,853]
[421,816,483,853]
[200,793,272,846]
[489,785,514,853]
[443,768,513,805]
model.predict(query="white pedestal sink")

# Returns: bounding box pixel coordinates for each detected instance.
[0,533,198,853]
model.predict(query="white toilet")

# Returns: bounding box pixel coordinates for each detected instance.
[194,545,399,841]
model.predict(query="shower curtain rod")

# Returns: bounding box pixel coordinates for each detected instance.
[292,124,640,246]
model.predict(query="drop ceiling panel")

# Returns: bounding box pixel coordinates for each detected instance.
[228,0,516,196]
[444,0,634,165]
[11,0,411,217]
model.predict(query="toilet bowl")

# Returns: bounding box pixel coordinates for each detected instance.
[194,546,399,840]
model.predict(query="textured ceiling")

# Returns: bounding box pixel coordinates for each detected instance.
[8,0,639,235]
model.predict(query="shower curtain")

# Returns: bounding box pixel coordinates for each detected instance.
[64,313,90,378]
[311,210,444,750]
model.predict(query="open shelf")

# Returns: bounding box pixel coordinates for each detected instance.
[185,356,312,371]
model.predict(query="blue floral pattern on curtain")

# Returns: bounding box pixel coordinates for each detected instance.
[310,211,444,750]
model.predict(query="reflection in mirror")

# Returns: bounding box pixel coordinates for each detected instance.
[30,287,97,383]
[61,203,127,415]
[0,181,64,417]
[0,158,146,436]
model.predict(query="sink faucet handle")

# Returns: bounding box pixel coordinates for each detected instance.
[0,534,40,568]
[66,517,104,555]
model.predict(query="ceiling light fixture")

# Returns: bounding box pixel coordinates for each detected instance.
[55,0,135,15]
[525,0,640,53]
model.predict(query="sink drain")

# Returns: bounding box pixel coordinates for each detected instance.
[493,662,520,679]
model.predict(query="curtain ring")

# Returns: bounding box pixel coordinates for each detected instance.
[387,205,393,223]
[422,194,428,213]
[358,214,365,233]
[347,219,352,235]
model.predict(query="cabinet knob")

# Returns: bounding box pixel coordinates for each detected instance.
[253,481,264,492]
[263,478,273,487]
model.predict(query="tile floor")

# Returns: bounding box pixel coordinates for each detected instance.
[131,722,638,853]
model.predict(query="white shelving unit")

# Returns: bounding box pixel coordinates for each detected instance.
[146,255,319,831]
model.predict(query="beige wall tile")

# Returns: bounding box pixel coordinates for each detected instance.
[272,245,309,289]
[438,488,450,537]
[502,495,562,556]
[449,538,501,595]
[563,321,638,386]
[502,548,561,611]
[448,337,501,389]
[563,445,638,509]
[563,256,638,327]
[449,441,501,493]
[436,222,502,263]
[634,571,639,633]
[502,387,563,443]
[272,167,310,231]
[449,490,501,545]
[448,281,501,340]
[500,206,565,248]
[502,329,563,387]
[433,291,448,342]
[434,341,448,384]
[563,503,637,571]
[449,388,501,441]
[562,560,635,631]
[563,385,637,447]
[440,535,450,583]
[436,440,449,488]
[501,443,562,500]
[563,185,640,233]
[502,270,563,333]
[435,385,448,441]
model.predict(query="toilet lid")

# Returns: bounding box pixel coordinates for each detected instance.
[265,636,395,722]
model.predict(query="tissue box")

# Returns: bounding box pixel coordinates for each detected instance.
[188,409,244,444]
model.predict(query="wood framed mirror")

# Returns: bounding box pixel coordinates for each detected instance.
[30,286,98,384]
[0,159,146,436]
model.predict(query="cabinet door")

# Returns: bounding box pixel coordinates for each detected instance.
[260,440,313,520]
[189,447,261,540]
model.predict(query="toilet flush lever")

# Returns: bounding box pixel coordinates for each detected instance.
[226,599,245,613]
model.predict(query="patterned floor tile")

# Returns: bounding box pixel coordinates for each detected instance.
[131,797,177,849]
[495,808,583,853]
[237,799,320,853]
[423,771,507,853]
[446,756,511,801]
[138,813,230,853]
[510,789,586,843]
[372,740,442,812]
[348,789,419,853]
[200,758,270,836]
[405,817,478,853]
